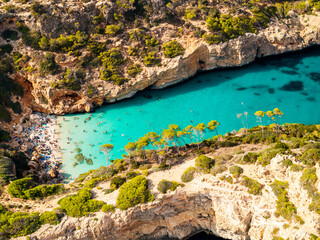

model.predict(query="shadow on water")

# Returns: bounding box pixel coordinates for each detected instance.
[90,45,320,112]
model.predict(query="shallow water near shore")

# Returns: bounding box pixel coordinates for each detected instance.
[58,46,320,180]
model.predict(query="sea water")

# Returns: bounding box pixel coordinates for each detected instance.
[58,46,320,179]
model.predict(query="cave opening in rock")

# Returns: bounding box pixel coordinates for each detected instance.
[185,231,230,240]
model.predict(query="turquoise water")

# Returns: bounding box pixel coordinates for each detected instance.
[58,47,320,179]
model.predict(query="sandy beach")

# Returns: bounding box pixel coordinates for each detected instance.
[10,112,63,183]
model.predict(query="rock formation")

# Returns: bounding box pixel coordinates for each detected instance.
[20,155,320,240]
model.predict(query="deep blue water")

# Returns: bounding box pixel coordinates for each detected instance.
[58,46,320,179]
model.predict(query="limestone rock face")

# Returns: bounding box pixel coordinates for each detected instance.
[21,155,318,240]
[5,12,320,115]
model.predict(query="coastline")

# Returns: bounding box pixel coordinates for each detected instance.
[10,113,63,183]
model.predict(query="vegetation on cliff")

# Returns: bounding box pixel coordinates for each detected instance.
[116,176,154,210]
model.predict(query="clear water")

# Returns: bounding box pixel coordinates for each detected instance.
[58,47,320,179]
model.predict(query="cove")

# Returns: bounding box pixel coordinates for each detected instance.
[58,46,320,179]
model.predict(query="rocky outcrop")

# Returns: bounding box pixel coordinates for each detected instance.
[21,155,320,240]
[3,10,320,115]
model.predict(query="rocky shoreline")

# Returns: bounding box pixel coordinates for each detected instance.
[22,13,320,115]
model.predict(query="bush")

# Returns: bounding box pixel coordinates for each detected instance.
[21,30,42,50]
[271,179,297,220]
[116,176,154,210]
[181,166,196,182]
[103,188,114,194]
[92,166,117,179]
[242,152,260,164]
[0,206,59,238]
[24,184,64,200]
[157,180,184,193]
[58,188,105,217]
[8,177,37,199]
[220,175,233,184]
[39,211,60,225]
[99,48,126,84]
[127,64,142,78]
[195,155,215,173]
[31,1,46,16]
[301,149,320,166]
[210,164,227,176]
[39,53,59,75]
[84,179,97,188]
[101,204,115,213]
[163,40,185,58]
[126,171,138,179]
[290,164,304,172]
[143,51,161,67]
[229,165,243,178]
[274,142,289,150]
[300,167,317,196]
[110,176,126,189]
[50,31,88,53]
[241,176,263,195]
[105,25,121,37]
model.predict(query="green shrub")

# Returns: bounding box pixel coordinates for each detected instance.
[99,48,126,84]
[145,37,159,47]
[39,53,59,75]
[242,152,260,163]
[300,167,317,196]
[101,204,115,213]
[241,176,263,195]
[127,64,142,78]
[220,175,233,184]
[59,68,83,91]
[163,40,185,58]
[58,188,105,217]
[105,25,121,37]
[116,176,154,210]
[84,179,97,188]
[181,166,196,182]
[24,184,64,200]
[50,31,88,53]
[157,180,184,193]
[195,155,215,173]
[110,176,126,189]
[22,30,42,50]
[39,211,60,225]
[143,51,161,67]
[301,149,320,166]
[103,188,114,194]
[274,142,289,150]
[185,9,197,19]
[290,164,304,172]
[86,40,105,55]
[0,206,59,238]
[229,165,243,178]
[8,177,37,199]
[31,1,46,16]
[257,148,286,166]
[271,179,297,220]
[210,164,228,176]
[126,171,138,180]
[92,166,117,179]
[281,158,293,168]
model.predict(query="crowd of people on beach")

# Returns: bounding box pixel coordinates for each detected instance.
[11,113,62,182]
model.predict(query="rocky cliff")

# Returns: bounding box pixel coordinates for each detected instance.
[1,0,320,115]
[20,13,320,114]
[19,154,320,240]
